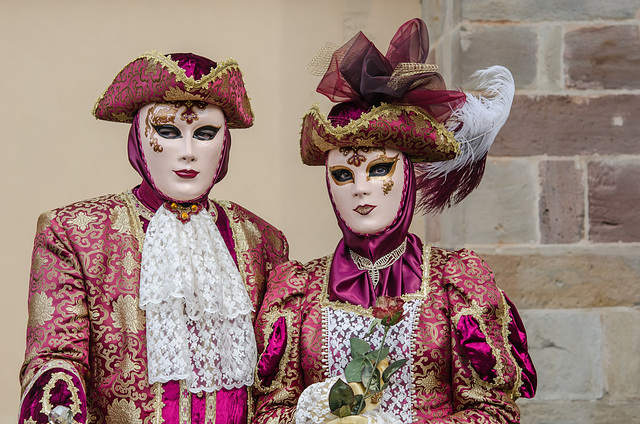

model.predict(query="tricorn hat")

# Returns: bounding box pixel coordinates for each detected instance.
[92,51,254,129]
[300,18,515,212]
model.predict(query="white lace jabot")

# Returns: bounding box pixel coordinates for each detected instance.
[139,205,257,393]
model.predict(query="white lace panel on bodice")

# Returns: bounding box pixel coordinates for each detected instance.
[139,205,257,393]
[324,300,421,424]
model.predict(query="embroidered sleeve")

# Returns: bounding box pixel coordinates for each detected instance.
[253,261,307,424]
[443,248,534,423]
[19,211,89,424]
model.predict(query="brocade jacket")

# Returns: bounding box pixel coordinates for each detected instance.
[19,191,289,424]
[254,244,536,424]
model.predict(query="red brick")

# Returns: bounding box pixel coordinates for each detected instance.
[492,94,640,156]
[565,24,640,90]
[589,161,640,242]
[539,160,584,243]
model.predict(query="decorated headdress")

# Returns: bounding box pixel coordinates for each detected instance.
[93,51,253,128]
[301,18,515,212]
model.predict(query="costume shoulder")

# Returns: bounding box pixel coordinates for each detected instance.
[36,193,127,234]
[214,199,289,258]
[262,255,330,310]
[429,246,536,399]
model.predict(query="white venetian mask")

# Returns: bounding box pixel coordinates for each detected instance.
[327,147,405,235]
[139,102,225,202]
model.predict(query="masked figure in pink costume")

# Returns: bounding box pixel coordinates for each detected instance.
[19,51,289,424]
[253,19,536,424]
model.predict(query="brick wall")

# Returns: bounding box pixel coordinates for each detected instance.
[422,1,640,423]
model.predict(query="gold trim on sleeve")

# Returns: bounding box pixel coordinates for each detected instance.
[253,307,296,393]
[40,372,82,420]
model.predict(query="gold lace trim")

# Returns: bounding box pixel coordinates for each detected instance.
[304,103,458,154]
[320,243,432,316]
[205,391,216,424]
[499,290,524,400]
[152,383,164,424]
[41,372,82,420]
[253,307,296,393]
[215,200,252,298]
[121,191,148,252]
[451,291,514,393]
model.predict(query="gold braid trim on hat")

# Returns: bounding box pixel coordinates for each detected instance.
[143,50,243,90]
[304,102,459,155]
[91,51,245,117]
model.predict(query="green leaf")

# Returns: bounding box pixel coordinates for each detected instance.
[361,366,382,391]
[329,378,354,414]
[350,337,370,357]
[381,358,409,382]
[366,347,389,362]
[345,357,367,382]
[351,395,365,415]
[367,318,382,336]
[334,405,352,418]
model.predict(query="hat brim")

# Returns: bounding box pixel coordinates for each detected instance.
[92,51,254,129]
[300,103,459,166]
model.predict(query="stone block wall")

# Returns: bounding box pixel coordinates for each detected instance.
[422,1,640,423]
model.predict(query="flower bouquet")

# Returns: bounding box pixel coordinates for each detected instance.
[328,296,408,419]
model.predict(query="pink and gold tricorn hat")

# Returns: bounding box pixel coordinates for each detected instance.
[92,50,254,128]
[301,18,515,212]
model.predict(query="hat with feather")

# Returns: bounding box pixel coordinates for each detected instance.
[300,18,514,212]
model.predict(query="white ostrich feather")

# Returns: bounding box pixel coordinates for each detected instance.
[423,65,515,177]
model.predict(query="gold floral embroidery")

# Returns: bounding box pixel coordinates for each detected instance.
[415,371,439,394]
[24,418,37,424]
[111,206,131,234]
[28,292,55,327]
[163,87,206,103]
[118,354,142,379]
[499,289,524,400]
[31,252,45,274]
[304,103,459,154]
[121,251,139,276]
[112,295,145,333]
[66,299,88,318]
[36,211,55,234]
[41,372,81,417]
[68,211,97,231]
[106,398,143,424]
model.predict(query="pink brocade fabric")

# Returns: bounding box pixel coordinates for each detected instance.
[93,51,254,128]
[20,194,289,423]
[254,247,537,424]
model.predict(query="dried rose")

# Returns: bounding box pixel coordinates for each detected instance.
[372,296,405,327]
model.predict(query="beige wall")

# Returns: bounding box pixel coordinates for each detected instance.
[0,1,421,422]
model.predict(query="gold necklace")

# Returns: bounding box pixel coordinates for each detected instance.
[348,238,407,288]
